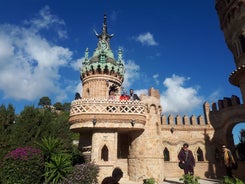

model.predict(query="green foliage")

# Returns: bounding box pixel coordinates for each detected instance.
[71,147,85,166]
[36,137,62,162]
[143,178,156,184]
[220,176,244,184]
[0,104,15,160]
[44,154,73,184]
[63,102,71,112]
[1,147,44,184]
[236,129,245,161]
[61,162,99,184]
[4,105,73,151]
[179,174,200,184]
[38,96,52,107]
[53,102,64,110]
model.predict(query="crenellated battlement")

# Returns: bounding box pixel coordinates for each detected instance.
[161,114,207,126]
[210,95,240,112]
[160,101,211,128]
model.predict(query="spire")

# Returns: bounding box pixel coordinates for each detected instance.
[103,14,107,35]
[94,14,114,42]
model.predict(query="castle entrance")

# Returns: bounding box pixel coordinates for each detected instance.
[117,133,130,158]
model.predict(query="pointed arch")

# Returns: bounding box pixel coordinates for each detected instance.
[163,147,170,161]
[101,144,109,161]
[197,147,204,161]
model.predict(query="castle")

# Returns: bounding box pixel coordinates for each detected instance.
[69,1,245,182]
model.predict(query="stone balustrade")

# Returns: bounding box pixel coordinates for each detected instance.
[70,98,145,115]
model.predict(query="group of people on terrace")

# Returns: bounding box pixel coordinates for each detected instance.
[109,88,140,101]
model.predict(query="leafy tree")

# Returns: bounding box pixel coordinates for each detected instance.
[0,104,15,129]
[63,102,71,112]
[38,96,52,108]
[6,105,72,149]
[0,104,15,160]
[8,106,46,147]
[236,129,245,161]
[53,102,64,110]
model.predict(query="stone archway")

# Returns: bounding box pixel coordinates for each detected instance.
[210,104,245,149]
[209,104,245,179]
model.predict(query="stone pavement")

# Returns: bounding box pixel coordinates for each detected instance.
[120,178,220,184]
[161,178,220,184]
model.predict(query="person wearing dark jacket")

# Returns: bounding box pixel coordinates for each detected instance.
[178,143,195,175]
[101,167,123,184]
[129,89,140,100]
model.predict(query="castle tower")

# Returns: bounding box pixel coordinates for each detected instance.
[81,14,124,99]
[215,0,245,102]
[69,15,154,182]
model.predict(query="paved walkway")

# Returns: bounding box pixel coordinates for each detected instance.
[121,178,220,184]
[161,178,220,184]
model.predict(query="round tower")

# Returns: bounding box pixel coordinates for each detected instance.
[81,15,124,99]
[215,0,245,102]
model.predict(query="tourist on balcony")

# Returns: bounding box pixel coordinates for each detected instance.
[101,167,123,184]
[109,90,116,100]
[108,84,118,100]
[74,92,81,100]
[119,91,129,101]
[129,89,140,101]
[178,143,195,175]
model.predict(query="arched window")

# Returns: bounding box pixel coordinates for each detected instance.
[197,147,204,161]
[163,147,170,161]
[101,145,109,161]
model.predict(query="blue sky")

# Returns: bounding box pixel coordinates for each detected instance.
[0,0,244,144]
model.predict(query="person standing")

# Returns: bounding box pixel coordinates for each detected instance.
[178,143,195,175]
[119,91,129,100]
[101,167,123,184]
[222,144,236,178]
[129,89,140,100]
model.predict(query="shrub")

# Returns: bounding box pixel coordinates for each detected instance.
[179,174,200,184]
[44,153,73,184]
[143,178,156,184]
[61,162,99,184]
[220,176,244,184]
[2,147,44,184]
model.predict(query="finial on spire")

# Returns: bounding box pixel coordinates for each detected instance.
[103,14,107,34]
[94,14,111,39]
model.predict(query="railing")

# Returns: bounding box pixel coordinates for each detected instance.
[70,98,145,116]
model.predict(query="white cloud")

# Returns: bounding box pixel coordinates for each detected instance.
[0,7,72,101]
[26,6,65,28]
[206,90,221,104]
[135,89,148,97]
[122,60,140,90]
[136,32,158,46]
[71,57,84,71]
[160,74,203,115]
[153,74,159,85]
